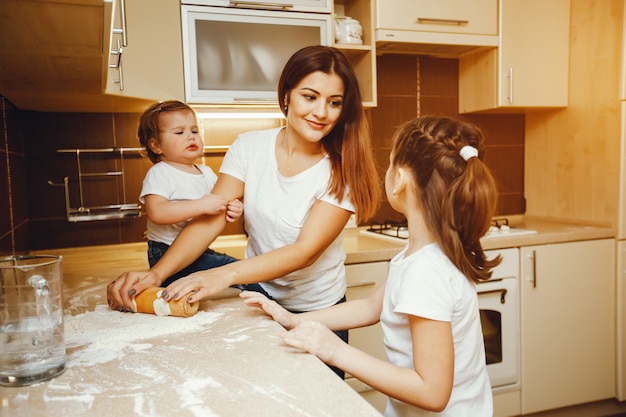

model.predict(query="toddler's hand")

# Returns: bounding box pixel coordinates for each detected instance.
[199,193,228,216]
[226,199,244,222]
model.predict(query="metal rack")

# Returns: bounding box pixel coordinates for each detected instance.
[48,146,230,222]
[49,147,143,222]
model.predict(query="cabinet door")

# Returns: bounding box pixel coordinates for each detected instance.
[345,261,388,414]
[459,0,570,113]
[376,0,497,35]
[106,0,184,102]
[520,240,615,414]
[498,0,570,108]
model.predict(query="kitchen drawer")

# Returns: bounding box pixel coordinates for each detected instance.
[345,261,388,414]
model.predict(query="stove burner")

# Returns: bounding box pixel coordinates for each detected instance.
[366,220,409,239]
[364,217,537,241]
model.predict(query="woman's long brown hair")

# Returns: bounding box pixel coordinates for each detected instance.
[278,46,380,222]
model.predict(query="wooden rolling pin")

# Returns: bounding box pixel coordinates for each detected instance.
[133,287,199,317]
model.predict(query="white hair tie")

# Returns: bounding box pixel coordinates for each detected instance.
[460,145,478,161]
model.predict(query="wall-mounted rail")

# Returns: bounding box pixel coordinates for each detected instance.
[49,147,142,222]
[48,146,229,222]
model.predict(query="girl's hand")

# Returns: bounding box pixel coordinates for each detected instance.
[226,198,244,222]
[239,291,299,329]
[282,320,345,366]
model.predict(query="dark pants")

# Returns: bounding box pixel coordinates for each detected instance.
[239,283,348,379]
[148,240,239,287]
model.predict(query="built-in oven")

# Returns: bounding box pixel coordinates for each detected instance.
[361,220,525,392]
[478,247,520,392]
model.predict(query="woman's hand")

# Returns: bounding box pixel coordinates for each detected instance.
[282,320,346,366]
[161,268,230,303]
[239,291,299,329]
[107,270,163,312]
[226,199,244,222]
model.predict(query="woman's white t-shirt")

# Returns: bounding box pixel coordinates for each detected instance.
[381,243,493,417]
[140,161,218,246]
[220,127,354,311]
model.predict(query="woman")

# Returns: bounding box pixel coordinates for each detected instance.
[107,46,381,366]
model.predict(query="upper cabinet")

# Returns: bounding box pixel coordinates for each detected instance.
[180,0,377,107]
[0,0,113,112]
[459,0,571,113]
[333,0,377,107]
[375,0,499,56]
[105,0,185,104]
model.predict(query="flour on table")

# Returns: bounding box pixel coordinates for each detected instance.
[64,304,224,367]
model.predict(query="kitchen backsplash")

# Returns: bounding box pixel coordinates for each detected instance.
[0,56,524,253]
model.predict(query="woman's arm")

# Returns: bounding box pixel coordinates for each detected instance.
[107,174,244,310]
[162,199,351,303]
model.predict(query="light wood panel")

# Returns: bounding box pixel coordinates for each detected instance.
[524,0,623,223]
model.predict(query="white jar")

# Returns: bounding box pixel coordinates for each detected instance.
[335,17,363,45]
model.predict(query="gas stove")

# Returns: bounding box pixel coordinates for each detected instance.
[361,218,537,242]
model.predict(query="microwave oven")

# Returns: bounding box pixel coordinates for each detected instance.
[181,5,332,105]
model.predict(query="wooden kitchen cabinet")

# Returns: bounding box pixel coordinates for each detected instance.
[374,0,498,55]
[344,261,388,413]
[459,0,570,113]
[376,0,497,35]
[106,0,185,102]
[333,0,377,107]
[520,239,615,414]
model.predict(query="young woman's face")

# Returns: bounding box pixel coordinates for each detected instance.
[150,110,203,164]
[285,71,344,144]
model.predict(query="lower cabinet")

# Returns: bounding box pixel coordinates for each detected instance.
[345,261,389,413]
[520,239,615,414]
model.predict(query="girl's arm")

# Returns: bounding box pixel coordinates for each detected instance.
[162,197,351,303]
[284,314,454,413]
[240,283,386,331]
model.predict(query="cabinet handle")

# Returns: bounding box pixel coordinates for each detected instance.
[109,39,123,70]
[526,250,537,288]
[507,67,514,105]
[112,54,124,91]
[477,288,508,304]
[347,280,376,288]
[112,0,128,47]
[416,17,469,25]
[230,1,293,10]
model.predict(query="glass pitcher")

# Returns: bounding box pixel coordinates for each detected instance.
[0,255,66,387]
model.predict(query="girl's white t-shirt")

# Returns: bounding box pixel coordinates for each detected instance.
[220,127,354,311]
[140,161,218,245]
[381,243,493,417]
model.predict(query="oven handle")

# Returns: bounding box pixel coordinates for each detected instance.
[478,288,508,304]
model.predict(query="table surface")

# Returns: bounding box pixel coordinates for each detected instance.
[1,272,382,417]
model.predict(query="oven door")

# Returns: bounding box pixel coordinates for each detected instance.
[477,276,520,389]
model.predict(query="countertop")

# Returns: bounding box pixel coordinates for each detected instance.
[1,254,382,417]
[8,215,613,416]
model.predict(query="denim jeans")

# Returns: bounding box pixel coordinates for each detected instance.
[148,240,239,287]
[239,283,348,379]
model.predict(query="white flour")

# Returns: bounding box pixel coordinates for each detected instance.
[64,304,224,367]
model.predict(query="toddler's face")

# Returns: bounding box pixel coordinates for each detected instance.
[152,110,203,164]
